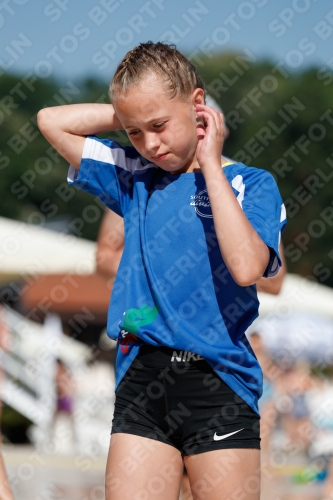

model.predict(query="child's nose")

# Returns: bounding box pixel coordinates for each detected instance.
[144,133,160,152]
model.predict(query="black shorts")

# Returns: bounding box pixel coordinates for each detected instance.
[111,345,260,456]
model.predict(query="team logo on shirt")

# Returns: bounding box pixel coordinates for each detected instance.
[190,189,213,218]
[190,177,245,218]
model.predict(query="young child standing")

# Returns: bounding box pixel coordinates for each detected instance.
[38,42,286,500]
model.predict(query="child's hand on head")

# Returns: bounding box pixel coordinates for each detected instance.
[195,104,225,173]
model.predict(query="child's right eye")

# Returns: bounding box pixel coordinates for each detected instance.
[129,130,140,136]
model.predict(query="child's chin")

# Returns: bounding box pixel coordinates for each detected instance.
[161,165,182,174]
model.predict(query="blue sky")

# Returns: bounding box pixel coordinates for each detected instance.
[1,0,333,84]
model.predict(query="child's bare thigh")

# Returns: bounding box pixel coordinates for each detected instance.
[105,433,183,500]
[184,448,260,500]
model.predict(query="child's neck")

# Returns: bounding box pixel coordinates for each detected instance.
[169,155,227,175]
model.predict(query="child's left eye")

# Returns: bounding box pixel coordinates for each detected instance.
[154,122,165,128]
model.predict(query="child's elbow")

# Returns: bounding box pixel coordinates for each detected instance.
[37,107,62,136]
[37,108,50,134]
[232,266,265,288]
[233,275,256,288]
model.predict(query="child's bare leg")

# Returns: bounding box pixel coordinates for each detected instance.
[105,433,183,500]
[181,471,193,500]
[0,453,14,500]
[184,448,260,500]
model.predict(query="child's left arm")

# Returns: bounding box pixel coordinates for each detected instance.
[195,104,283,287]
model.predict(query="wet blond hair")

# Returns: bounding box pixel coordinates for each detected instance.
[109,41,204,102]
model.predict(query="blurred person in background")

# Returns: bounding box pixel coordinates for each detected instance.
[248,332,283,457]
[55,359,75,417]
[52,358,77,454]
[280,360,316,453]
[95,96,287,500]
[44,358,77,455]
[0,305,14,500]
[96,208,124,286]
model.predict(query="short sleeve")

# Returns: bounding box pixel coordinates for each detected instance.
[231,166,287,278]
[67,136,153,217]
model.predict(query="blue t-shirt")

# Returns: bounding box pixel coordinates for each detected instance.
[68,136,286,414]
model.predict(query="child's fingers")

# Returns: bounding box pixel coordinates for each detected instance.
[196,104,224,134]
[196,108,224,137]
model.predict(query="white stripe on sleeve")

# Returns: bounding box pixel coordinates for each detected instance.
[67,165,78,183]
[280,203,286,222]
[83,137,155,173]
[231,175,245,208]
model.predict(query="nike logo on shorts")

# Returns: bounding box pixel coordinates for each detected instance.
[213,428,244,441]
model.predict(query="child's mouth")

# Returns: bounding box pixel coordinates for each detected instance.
[152,152,169,161]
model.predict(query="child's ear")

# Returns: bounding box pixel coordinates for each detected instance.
[192,88,205,107]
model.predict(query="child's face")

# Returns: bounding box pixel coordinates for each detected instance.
[113,73,204,174]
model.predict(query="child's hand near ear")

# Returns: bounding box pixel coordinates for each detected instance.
[195,104,225,173]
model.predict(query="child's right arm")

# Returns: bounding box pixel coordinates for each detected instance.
[37,104,123,169]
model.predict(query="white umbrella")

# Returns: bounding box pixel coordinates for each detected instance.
[257,274,333,319]
[0,216,96,279]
